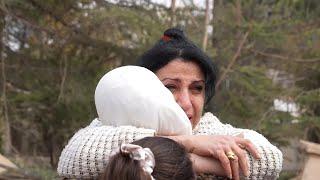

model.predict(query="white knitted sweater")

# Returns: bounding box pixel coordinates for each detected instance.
[57,112,283,179]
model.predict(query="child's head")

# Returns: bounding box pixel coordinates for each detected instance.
[94,66,192,135]
[100,137,195,180]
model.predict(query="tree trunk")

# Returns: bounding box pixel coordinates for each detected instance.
[202,0,210,51]
[170,0,176,27]
[211,0,216,46]
[0,4,12,155]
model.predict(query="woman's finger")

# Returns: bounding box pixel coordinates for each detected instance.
[224,147,240,180]
[230,154,240,180]
[216,150,232,179]
[232,144,249,177]
[235,138,261,159]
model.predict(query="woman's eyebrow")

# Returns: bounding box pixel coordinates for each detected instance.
[161,78,180,82]
[192,80,205,84]
[161,78,205,83]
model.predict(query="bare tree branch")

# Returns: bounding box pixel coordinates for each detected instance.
[234,0,243,27]
[215,31,250,91]
[251,49,320,63]
[57,56,67,103]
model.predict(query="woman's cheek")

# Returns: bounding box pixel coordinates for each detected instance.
[192,95,205,127]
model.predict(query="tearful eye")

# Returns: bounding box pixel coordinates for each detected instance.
[165,85,176,92]
[191,85,204,94]
[195,85,203,91]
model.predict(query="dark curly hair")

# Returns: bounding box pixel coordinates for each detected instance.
[137,28,218,105]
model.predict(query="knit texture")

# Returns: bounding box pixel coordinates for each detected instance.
[57,113,282,179]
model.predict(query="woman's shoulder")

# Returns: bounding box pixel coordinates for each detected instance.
[194,112,256,137]
[88,118,103,127]
[199,112,224,125]
[194,112,273,145]
[193,112,234,135]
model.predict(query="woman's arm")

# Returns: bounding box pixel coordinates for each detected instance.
[193,113,283,179]
[57,119,155,179]
[171,134,258,180]
[190,153,225,176]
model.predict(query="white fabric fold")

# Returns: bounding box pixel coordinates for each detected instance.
[94,65,192,135]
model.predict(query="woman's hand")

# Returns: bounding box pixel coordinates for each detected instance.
[171,135,261,179]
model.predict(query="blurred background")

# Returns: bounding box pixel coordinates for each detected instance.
[0,0,319,179]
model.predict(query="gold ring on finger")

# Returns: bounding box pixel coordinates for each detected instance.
[226,151,237,161]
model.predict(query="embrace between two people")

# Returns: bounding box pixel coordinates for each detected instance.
[57,28,283,180]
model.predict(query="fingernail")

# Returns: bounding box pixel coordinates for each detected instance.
[255,152,261,159]
[245,170,250,177]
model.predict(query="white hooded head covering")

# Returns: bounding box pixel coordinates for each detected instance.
[94,66,192,135]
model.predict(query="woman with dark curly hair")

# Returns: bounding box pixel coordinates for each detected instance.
[58,28,283,180]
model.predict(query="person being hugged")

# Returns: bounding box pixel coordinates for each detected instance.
[58,28,283,180]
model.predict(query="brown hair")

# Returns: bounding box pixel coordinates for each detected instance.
[100,137,195,180]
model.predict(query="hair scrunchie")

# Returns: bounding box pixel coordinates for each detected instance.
[120,144,156,180]
[161,35,171,42]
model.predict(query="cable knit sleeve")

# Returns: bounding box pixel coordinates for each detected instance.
[193,113,283,180]
[57,118,155,179]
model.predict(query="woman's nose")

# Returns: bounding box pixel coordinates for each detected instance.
[176,89,192,113]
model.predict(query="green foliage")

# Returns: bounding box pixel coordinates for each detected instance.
[1,0,167,167]
[210,0,320,147]
[214,65,281,131]
[0,0,319,174]
[297,89,320,112]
